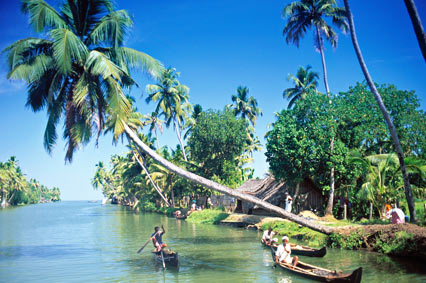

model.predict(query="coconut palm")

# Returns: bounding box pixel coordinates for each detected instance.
[283,65,319,109]
[227,86,262,127]
[7,0,336,234]
[282,0,348,94]
[145,68,192,161]
[404,0,426,62]
[143,112,164,148]
[3,0,163,162]
[343,0,417,222]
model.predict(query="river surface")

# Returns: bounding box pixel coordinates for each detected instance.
[0,201,424,282]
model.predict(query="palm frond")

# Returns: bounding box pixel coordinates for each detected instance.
[118,47,164,79]
[89,10,132,47]
[21,0,67,32]
[50,28,88,75]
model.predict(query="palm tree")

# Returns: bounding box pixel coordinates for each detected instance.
[283,65,319,108]
[343,0,417,222]
[145,68,192,161]
[3,0,163,162]
[404,0,426,62]
[282,0,348,94]
[227,86,262,127]
[6,0,335,234]
[143,112,164,148]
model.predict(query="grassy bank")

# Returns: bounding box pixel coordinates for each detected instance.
[186,209,229,224]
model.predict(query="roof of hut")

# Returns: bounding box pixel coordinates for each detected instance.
[236,175,322,208]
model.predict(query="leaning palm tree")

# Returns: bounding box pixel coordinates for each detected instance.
[145,68,192,161]
[282,0,348,95]
[227,86,263,127]
[404,0,426,62]
[344,0,417,222]
[283,65,319,108]
[6,0,335,234]
[3,0,163,162]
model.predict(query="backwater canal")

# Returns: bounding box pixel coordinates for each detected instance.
[0,201,424,282]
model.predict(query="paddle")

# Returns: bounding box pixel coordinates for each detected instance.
[137,230,160,254]
[160,249,166,269]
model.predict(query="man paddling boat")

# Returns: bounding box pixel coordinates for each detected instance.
[275,236,298,267]
[152,225,167,252]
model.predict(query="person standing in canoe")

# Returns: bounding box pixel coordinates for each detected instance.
[276,236,298,267]
[261,227,277,245]
[152,225,167,252]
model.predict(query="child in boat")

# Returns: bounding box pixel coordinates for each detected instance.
[261,227,276,245]
[276,236,298,267]
[152,225,167,252]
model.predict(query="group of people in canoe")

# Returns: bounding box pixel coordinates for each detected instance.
[262,227,299,267]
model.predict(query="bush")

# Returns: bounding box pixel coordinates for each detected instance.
[375,231,416,255]
[327,232,364,250]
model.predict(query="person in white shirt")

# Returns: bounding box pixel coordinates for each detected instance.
[285,193,293,213]
[275,236,298,267]
[261,227,276,245]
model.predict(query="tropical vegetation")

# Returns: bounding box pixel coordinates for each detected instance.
[0,157,61,207]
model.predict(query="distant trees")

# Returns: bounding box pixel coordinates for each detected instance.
[0,157,61,207]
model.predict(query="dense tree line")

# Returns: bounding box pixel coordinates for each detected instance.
[0,157,61,208]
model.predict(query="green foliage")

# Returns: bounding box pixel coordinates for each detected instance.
[375,231,415,255]
[5,0,163,161]
[266,82,426,219]
[260,221,327,247]
[327,232,364,250]
[186,209,229,224]
[188,109,247,188]
[0,157,60,206]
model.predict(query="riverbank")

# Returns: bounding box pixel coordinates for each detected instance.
[185,209,426,260]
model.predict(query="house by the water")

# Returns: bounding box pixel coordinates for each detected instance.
[233,175,325,215]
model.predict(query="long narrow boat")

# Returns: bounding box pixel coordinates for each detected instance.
[270,246,362,282]
[152,249,179,267]
[262,240,327,257]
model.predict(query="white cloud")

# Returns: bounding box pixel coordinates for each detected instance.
[0,68,26,95]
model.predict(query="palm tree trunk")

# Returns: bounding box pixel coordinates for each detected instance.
[130,143,171,207]
[344,0,417,222]
[174,119,188,161]
[124,124,334,234]
[1,189,8,208]
[404,0,426,62]
[7,191,16,203]
[315,24,335,215]
[325,137,336,215]
[316,25,330,95]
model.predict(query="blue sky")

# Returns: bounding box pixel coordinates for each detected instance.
[0,0,425,200]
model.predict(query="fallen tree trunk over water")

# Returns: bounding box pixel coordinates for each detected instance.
[124,124,335,235]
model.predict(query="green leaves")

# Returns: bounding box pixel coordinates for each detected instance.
[50,28,88,75]
[89,10,132,47]
[21,0,67,32]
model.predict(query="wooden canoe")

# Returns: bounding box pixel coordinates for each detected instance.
[262,240,327,257]
[271,246,362,282]
[152,249,179,267]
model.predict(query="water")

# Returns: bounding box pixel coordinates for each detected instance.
[0,202,424,282]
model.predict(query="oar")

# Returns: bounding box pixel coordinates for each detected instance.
[137,230,160,254]
[160,249,166,269]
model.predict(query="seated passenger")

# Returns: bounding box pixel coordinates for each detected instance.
[261,227,276,245]
[275,236,298,267]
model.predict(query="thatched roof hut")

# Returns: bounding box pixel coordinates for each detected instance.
[234,175,324,215]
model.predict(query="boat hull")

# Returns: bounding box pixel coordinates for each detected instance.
[262,241,326,257]
[271,246,362,283]
[152,250,179,267]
